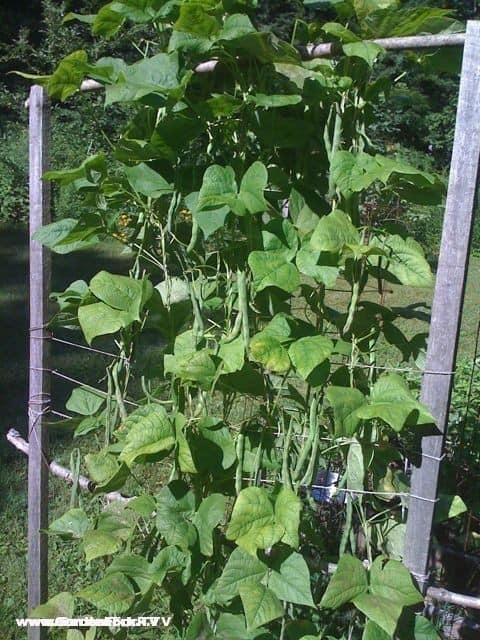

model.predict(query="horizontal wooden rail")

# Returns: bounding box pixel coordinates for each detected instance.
[24,31,466,106]
[7,428,129,504]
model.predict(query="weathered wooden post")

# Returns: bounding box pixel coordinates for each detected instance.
[28,85,51,639]
[404,20,480,592]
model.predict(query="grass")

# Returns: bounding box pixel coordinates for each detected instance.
[1,222,480,637]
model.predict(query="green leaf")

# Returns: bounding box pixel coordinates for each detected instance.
[105,553,152,593]
[78,302,135,344]
[296,244,339,287]
[320,554,367,608]
[197,164,238,212]
[239,581,284,631]
[82,530,122,562]
[77,573,135,614]
[380,235,433,287]
[226,487,284,556]
[30,592,74,619]
[369,557,423,606]
[215,613,261,640]
[49,508,91,539]
[124,163,172,196]
[435,494,467,523]
[289,335,333,381]
[66,386,104,416]
[343,41,384,66]
[85,449,130,493]
[93,5,125,37]
[47,50,88,100]
[119,404,175,466]
[250,333,290,372]
[249,251,300,293]
[410,615,442,640]
[275,487,301,548]
[238,161,269,214]
[353,0,398,20]
[90,271,152,317]
[219,13,256,40]
[362,620,390,640]
[44,153,107,185]
[166,349,217,388]
[174,3,220,38]
[269,552,314,607]
[105,52,181,105]
[355,374,435,431]
[213,547,268,603]
[155,481,197,550]
[311,210,360,253]
[33,218,101,254]
[326,386,365,437]
[192,493,226,556]
[150,545,188,585]
[174,413,197,474]
[219,335,245,373]
[353,593,402,637]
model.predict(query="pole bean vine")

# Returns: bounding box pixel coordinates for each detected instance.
[25,1,462,638]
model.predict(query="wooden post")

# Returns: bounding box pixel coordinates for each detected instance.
[404,20,480,592]
[28,85,51,639]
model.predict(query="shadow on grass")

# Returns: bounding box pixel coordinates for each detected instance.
[0,223,132,462]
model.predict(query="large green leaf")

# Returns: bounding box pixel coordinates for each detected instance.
[197,165,238,212]
[174,3,220,37]
[105,52,182,105]
[30,592,74,619]
[78,302,135,344]
[226,487,284,556]
[379,235,433,287]
[155,481,197,550]
[269,552,314,607]
[362,620,390,640]
[82,529,122,562]
[311,210,359,253]
[289,335,333,380]
[93,5,124,37]
[90,271,152,317]
[219,335,245,373]
[239,581,284,631]
[213,547,268,603]
[248,251,300,293]
[49,508,91,539]
[369,556,422,606]
[85,449,130,493]
[77,573,135,614]
[124,163,172,196]
[326,386,366,437]
[320,554,367,608]
[119,404,175,466]
[343,41,384,66]
[192,493,226,556]
[355,374,435,431]
[66,386,104,416]
[250,333,290,372]
[353,593,403,637]
[275,487,301,548]
[174,413,197,474]
[238,161,269,214]
[47,50,88,100]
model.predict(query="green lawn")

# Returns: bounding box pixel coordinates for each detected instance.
[1,222,480,637]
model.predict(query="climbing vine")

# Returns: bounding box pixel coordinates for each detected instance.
[25,1,463,638]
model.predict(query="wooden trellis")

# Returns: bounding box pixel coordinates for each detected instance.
[18,22,480,639]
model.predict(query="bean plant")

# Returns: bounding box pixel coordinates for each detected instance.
[26,1,461,638]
